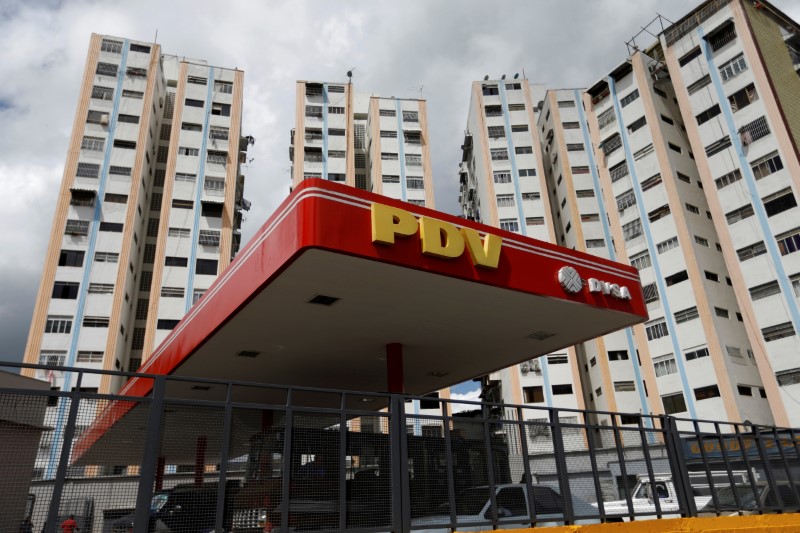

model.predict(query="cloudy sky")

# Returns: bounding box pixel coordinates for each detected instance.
[1,1,798,388]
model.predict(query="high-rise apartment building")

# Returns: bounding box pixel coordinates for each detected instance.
[290,81,434,208]
[583,48,771,425]
[289,80,446,427]
[458,79,587,416]
[657,0,800,426]
[23,34,249,400]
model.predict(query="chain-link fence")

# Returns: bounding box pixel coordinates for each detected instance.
[1,361,799,532]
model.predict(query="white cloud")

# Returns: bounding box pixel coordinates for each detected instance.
[1,0,798,363]
[449,389,482,413]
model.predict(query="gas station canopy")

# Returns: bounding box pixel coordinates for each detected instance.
[125,178,647,400]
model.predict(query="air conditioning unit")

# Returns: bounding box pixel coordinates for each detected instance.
[531,359,541,373]
[100,114,110,126]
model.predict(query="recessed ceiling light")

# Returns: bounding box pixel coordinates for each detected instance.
[191,385,211,391]
[428,371,449,378]
[360,397,376,403]
[308,294,340,306]
[527,331,555,341]
[236,350,260,358]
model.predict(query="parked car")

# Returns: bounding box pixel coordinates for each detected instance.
[409,483,600,532]
[111,490,171,533]
[698,482,800,516]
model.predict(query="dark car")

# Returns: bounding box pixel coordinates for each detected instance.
[111,491,171,533]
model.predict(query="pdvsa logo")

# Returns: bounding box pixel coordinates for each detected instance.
[558,266,632,300]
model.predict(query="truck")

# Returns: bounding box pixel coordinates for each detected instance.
[598,471,750,520]
[230,425,511,532]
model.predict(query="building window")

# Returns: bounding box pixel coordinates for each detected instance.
[404,132,421,144]
[496,195,515,208]
[499,219,519,232]
[776,368,800,387]
[94,252,118,263]
[126,66,147,77]
[640,173,662,192]
[695,236,709,247]
[58,249,85,267]
[601,134,621,155]
[777,227,800,256]
[653,354,677,377]
[76,162,100,179]
[523,386,544,403]
[687,74,711,95]
[552,384,573,395]
[715,169,742,189]
[728,84,758,112]
[642,283,659,304]
[620,89,640,108]
[118,114,139,124]
[737,241,767,261]
[157,319,180,330]
[614,381,635,392]
[566,143,584,152]
[139,271,152,292]
[762,322,795,342]
[508,104,525,111]
[214,81,233,94]
[131,328,146,350]
[484,105,503,117]
[719,53,747,82]
[164,256,188,267]
[609,161,628,182]
[379,109,396,117]
[76,351,104,364]
[763,188,797,217]
[576,189,594,198]
[674,306,699,323]
[122,89,143,99]
[45,316,72,334]
[82,316,110,327]
[657,236,679,254]
[96,62,118,77]
[487,126,505,138]
[100,39,122,53]
[645,320,669,340]
[526,217,545,226]
[39,351,66,366]
[91,86,114,101]
[81,135,104,151]
[622,219,643,241]
[172,199,194,209]
[662,393,687,415]
[490,148,509,161]
[629,251,651,270]
[402,111,419,122]
[511,125,528,132]
[715,307,730,319]
[597,108,616,129]
[751,151,784,180]
[705,136,732,157]
[562,122,580,130]
[616,190,636,211]
[98,222,122,232]
[405,154,423,167]
[581,213,599,222]
[185,98,204,108]
[198,230,221,246]
[160,287,184,298]
[679,47,702,66]
[197,259,218,275]
[306,105,323,118]
[685,347,710,361]
[608,350,629,361]
[187,75,207,85]
[634,144,654,160]
[382,175,400,184]
[380,152,398,161]
[380,130,397,138]
[685,203,700,215]
[193,289,206,304]
[739,116,770,145]
[87,283,114,294]
[407,177,424,190]
[627,116,646,133]
[516,146,534,154]
[519,168,536,177]
[105,193,128,204]
[135,299,149,321]
[493,171,512,184]
[695,385,721,401]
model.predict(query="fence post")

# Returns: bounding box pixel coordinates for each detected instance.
[516,406,538,527]
[339,393,348,531]
[609,414,634,520]
[214,384,234,533]
[752,425,782,510]
[663,416,696,517]
[45,387,82,533]
[389,394,409,533]
[637,416,663,518]
[481,402,498,527]
[281,389,294,533]
[582,413,605,523]
[550,409,574,524]
[441,401,458,529]
[133,375,166,533]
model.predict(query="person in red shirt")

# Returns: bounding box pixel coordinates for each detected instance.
[60,515,79,533]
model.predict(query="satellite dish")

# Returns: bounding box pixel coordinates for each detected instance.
[501,74,506,80]
[484,75,489,81]
[514,73,519,79]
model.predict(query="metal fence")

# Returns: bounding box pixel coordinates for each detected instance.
[1,362,799,533]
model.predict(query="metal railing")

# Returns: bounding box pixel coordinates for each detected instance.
[1,361,798,533]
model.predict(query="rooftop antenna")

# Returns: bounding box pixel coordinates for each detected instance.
[346,67,356,84]
[154,29,158,44]
[409,85,424,99]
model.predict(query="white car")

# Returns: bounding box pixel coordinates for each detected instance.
[597,475,712,521]
[410,484,600,532]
